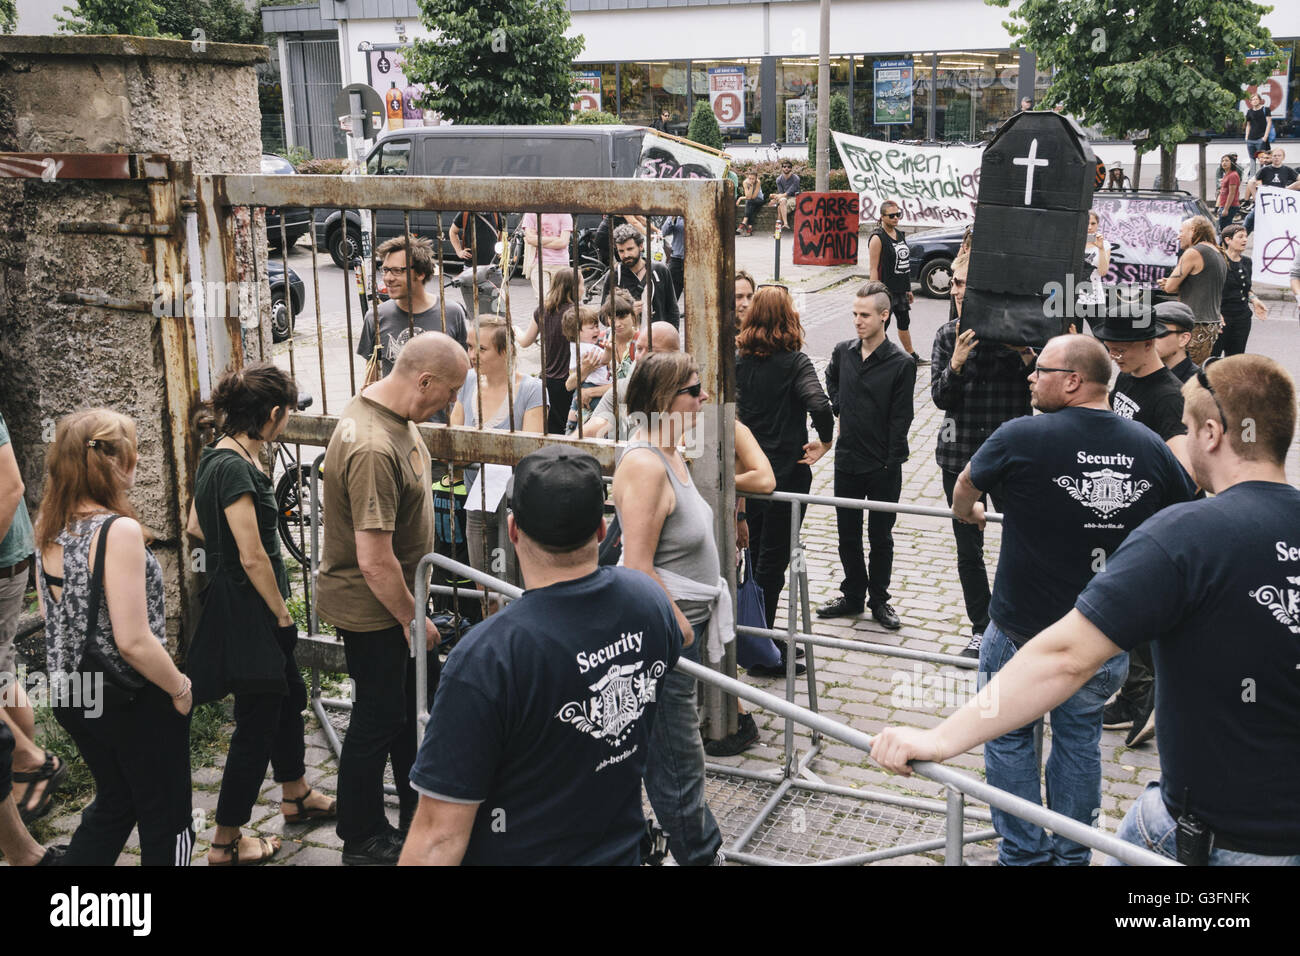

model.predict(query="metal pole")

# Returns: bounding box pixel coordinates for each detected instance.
[945,787,965,865]
[815,0,831,192]
[773,220,781,282]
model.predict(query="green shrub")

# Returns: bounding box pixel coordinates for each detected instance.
[686,101,724,151]
[296,158,348,175]
[277,146,312,169]
[807,93,852,170]
[570,110,621,125]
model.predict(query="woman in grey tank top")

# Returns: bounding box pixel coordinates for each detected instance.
[611,352,725,865]
[1159,216,1226,328]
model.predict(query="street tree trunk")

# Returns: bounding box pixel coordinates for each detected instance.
[815,0,830,191]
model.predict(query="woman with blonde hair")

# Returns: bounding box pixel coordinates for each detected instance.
[34,409,194,866]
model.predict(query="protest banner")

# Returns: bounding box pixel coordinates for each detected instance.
[832,130,982,227]
[1090,194,1183,287]
[1250,186,1300,288]
[635,131,727,180]
[793,192,860,265]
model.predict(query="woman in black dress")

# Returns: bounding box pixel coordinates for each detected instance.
[1215,224,1269,356]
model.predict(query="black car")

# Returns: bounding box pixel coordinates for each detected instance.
[267,258,305,343]
[262,154,311,250]
[906,189,1219,298]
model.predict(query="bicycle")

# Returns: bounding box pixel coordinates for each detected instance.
[275,392,325,568]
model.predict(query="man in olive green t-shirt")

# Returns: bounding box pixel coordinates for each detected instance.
[317,333,468,866]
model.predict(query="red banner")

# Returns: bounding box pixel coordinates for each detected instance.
[792,191,860,266]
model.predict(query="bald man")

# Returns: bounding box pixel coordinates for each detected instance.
[586,321,680,440]
[318,331,469,866]
[946,334,1196,866]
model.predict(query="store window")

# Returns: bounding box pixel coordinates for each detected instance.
[573,63,617,116]
[692,59,762,142]
[933,51,1018,142]
[855,54,931,141]
[618,62,651,124]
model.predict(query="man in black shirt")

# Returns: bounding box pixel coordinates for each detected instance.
[819,287,916,630]
[893,334,1194,865]
[1095,309,1194,747]
[868,199,926,366]
[930,250,1033,657]
[1153,301,1198,383]
[602,223,680,329]
[449,210,505,316]
[873,354,1300,866]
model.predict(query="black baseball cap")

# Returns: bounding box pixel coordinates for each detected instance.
[507,445,606,549]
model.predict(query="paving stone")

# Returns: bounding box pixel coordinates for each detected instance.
[280,844,343,866]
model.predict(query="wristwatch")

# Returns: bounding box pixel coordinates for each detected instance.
[736,511,748,522]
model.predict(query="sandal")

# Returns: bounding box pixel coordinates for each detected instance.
[14,751,67,824]
[208,834,279,866]
[281,789,336,824]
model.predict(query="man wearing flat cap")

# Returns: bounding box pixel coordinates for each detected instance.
[400,446,684,866]
[1153,301,1200,384]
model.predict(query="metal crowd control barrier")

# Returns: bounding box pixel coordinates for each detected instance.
[411,550,1175,866]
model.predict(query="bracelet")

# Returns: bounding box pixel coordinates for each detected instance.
[172,676,191,699]
[736,511,748,522]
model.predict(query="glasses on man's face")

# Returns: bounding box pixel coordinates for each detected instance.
[380,265,409,276]
[1033,366,1076,376]
[882,212,900,219]
[676,382,703,398]
[1195,356,1228,429]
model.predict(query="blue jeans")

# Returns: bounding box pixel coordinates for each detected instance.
[980,620,1128,866]
[1246,139,1267,176]
[1111,782,1300,866]
[643,621,723,865]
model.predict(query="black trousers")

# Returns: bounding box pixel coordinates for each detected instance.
[941,467,1000,635]
[544,377,573,435]
[669,256,685,301]
[740,199,765,224]
[1115,642,1154,710]
[55,684,193,866]
[1213,313,1252,357]
[337,625,439,843]
[746,463,812,629]
[834,466,902,608]
[0,718,13,803]
[215,625,308,828]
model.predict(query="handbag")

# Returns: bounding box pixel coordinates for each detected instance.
[76,515,146,705]
[735,549,781,669]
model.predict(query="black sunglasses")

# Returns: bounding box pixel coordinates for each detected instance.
[676,382,703,398]
[1195,356,1228,429]
[882,211,900,218]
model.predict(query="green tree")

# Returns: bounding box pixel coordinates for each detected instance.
[157,0,262,46]
[987,0,1281,184]
[807,93,851,168]
[687,100,723,150]
[570,110,620,125]
[56,0,163,35]
[0,0,16,34]
[402,0,585,125]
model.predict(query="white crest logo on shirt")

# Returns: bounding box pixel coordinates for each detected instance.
[1112,392,1139,420]
[556,660,667,747]
[1248,577,1300,634]
[1054,468,1152,517]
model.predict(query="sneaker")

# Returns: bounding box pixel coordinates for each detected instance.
[747,661,806,678]
[342,829,403,867]
[1102,698,1135,730]
[912,352,930,366]
[960,632,982,659]
[704,713,760,757]
[817,596,864,619]
[871,602,902,631]
[1125,700,1156,748]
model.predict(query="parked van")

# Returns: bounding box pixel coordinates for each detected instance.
[314,125,647,268]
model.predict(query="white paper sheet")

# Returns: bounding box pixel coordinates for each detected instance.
[464,462,512,513]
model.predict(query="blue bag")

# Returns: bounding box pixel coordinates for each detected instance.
[735,549,782,669]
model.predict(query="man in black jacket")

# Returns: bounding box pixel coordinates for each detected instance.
[602,224,680,328]
[930,251,1033,657]
[818,286,916,630]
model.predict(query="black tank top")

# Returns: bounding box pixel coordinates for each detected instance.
[873,227,911,293]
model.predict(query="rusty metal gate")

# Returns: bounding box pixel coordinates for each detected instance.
[193,169,743,740]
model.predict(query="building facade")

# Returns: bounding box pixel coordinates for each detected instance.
[263,0,1300,158]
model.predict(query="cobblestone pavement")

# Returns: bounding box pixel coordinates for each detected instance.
[31,234,1299,866]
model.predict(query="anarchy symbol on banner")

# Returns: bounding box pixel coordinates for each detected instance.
[1261,232,1299,275]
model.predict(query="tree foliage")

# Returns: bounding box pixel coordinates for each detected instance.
[987,0,1282,163]
[570,110,620,125]
[403,0,585,125]
[807,93,851,168]
[687,100,723,150]
[0,0,16,34]
[56,0,163,35]
[157,0,262,46]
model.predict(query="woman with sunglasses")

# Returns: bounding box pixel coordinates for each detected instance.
[612,352,724,866]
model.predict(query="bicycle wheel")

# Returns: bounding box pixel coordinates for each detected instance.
[276,463,322,567]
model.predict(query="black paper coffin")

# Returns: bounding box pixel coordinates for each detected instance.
[963,111,1098,346]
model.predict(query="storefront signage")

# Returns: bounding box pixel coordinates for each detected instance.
[873,59,914,125]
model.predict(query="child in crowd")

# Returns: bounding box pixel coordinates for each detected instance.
[564,305,613,432]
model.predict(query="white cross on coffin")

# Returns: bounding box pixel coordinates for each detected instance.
[1012,137,1050,205]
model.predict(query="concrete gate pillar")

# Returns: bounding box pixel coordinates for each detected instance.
[0,35,268,647]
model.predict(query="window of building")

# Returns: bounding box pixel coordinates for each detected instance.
[855,53,931,141]
[692,59,762,142]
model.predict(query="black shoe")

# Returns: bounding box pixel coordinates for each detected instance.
[704,713,760,757]
[871,602,902,630]
[342,829,403,866]
[747,661,806,678]
[960,632,982,659]
[817,596,864,619]
[37,844,67,866]
[1102,698,1135,730]
[1125,699,1156,748]
[912,352,930,366]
